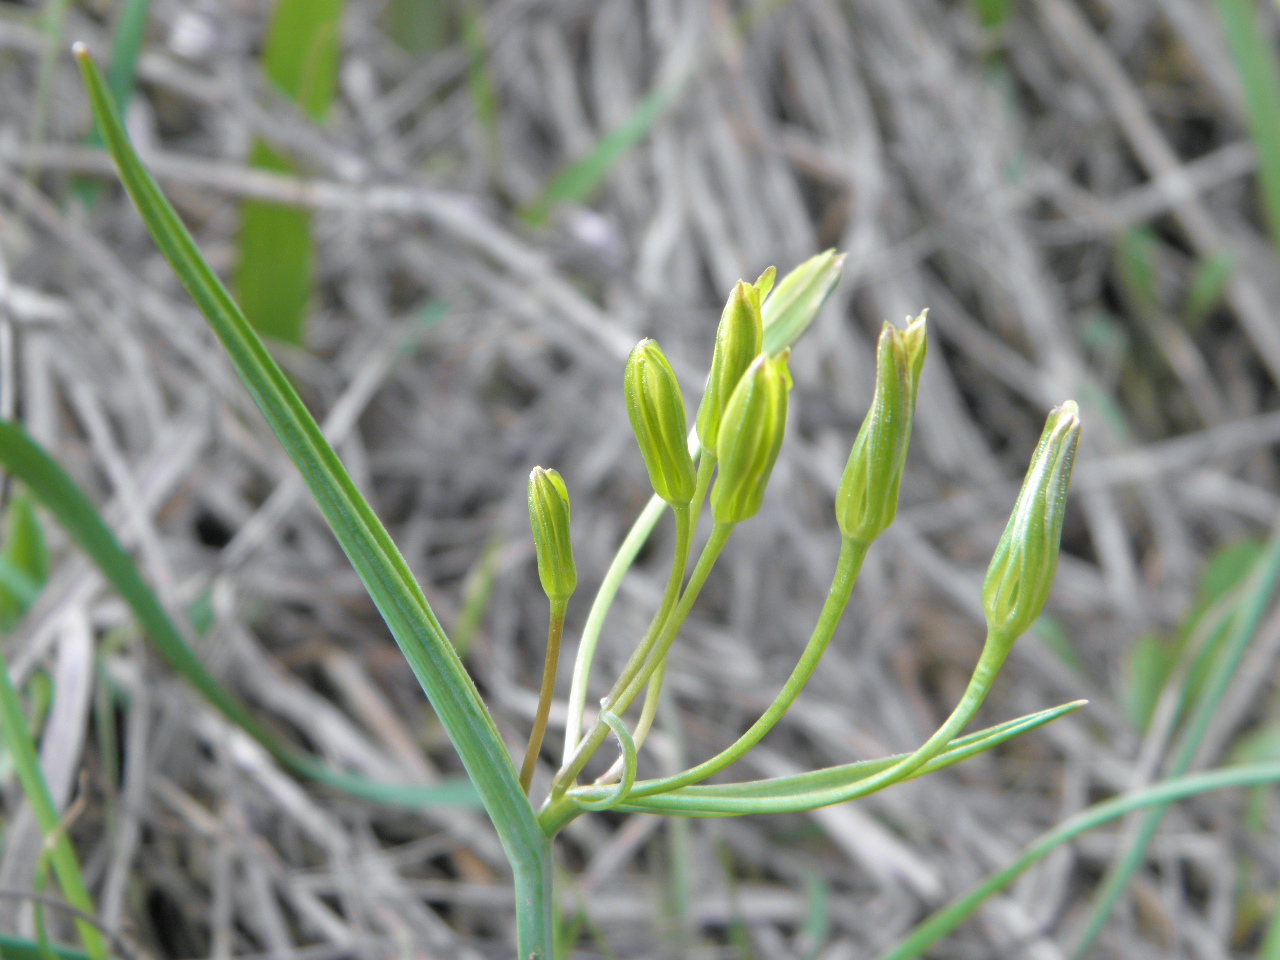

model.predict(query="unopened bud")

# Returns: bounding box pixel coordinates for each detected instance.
[761,250,845,355]
[753,266,776,302]
[711,350,792,525]
[836,314,928,545]
[697,281,764,456]
[529,467,577,602]
[982,402,1082,645]
[625,339,696,506]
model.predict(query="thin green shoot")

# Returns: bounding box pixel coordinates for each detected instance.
[0,653,105,959]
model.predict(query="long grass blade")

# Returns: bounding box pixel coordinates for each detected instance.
[1217,0,1280,249]
[0,419,478,809]
[0,654,104,959]
[75,47,553,956]
[236,0,343,343]
[875,761,1280,960]
[1071,527,1280,955]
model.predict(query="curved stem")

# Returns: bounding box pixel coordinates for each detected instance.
[553,625,1014,824]
[542,523,733,825]
[520,598,568,794]
[562,493,666,765]
[562,440,707,765]
[555,506,693,780]
[596,658,667,786]
[627,536,868,798]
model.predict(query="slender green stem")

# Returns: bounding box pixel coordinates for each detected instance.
[554,623,1013,824]
[513,834,555,960]
[555,506,694,786]
[596,659,667,786]
[521,598,568,794]
[626,536,868,798]
[541,524,733,828]
[688,452,716,532]
[561,492,667,765]
[562,441,707,765]
[1070,530,1280,957]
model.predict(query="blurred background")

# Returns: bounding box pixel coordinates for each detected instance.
[2,0,1280,956]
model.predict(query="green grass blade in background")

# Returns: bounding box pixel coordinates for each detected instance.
[75,48,554,957]
[875,762,1280,960]
[236,0,343,344]
[0,654,105,959]
[74,0,149,208]
[1217,0,1280,249]
[0,420,479,810]
[0,490,48,628]
[521,75,689,226]
[1071,528,1280,956]
[462,3,501,172]
[383,0,449,54]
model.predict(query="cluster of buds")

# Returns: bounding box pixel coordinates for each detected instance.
[527,254,1082,829]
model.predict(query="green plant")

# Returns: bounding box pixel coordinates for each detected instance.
[236,0,344,344]
[52,42,1105,958]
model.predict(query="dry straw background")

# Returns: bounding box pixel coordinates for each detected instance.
[2,0,1280,957]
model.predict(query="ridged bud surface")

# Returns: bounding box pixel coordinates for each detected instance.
[697,281,764,456]
[836,314,927,545]
[625,339,696,506]
[529,467,577,602]
[982,402,1082,646]
[711,350,792,525]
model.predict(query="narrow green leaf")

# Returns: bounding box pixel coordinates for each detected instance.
[236,0,344,344]
[0,491,48,628]
[0,654,105,959]
[875,762,1280,960]
[521,76,688,226]
[0,933,91,960]
[74,0,150,208]
[1217,0,1280,250]
[1182,252,1233,327]
[1071,526,1280,956]
[462,3,501,169]
[0,419,478,810]
[582,701,1084,816]
[75,48,552,956]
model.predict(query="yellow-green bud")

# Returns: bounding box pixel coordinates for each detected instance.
[761,249,845,355]
[982,401,1081,645]
[836,314,928,545]
[528,467,577,602]
[711,350,792,525]
[753,265,777,302]
[625,339,696,506]
[697,280,764,456]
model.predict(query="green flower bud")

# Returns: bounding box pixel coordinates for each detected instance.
[836,314,928,545]
[761,249,845,355]
[982,401,1082,645]
[711,349,792,525]
[625,339,696,506]
[753,265,777,302]
[528,467,577,602]
[697,280,764,456]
